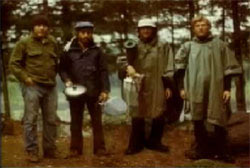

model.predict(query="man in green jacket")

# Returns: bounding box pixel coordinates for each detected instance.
[9,15,60,163]
[124,18,174,155]
[175,15,242,162]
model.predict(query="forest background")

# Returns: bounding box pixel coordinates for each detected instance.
[1,0,250,123]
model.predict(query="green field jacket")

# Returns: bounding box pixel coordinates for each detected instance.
[9,33,59,86]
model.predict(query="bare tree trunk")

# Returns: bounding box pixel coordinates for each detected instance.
[1,48,11,119]
[231,0,246,112]
[210,0,214,15]
[221,1,225,41]
[188,0,195,38]
[43,0,48,14]
[170,9,175,54]
[61,0,72,42]
[121,0,129,42]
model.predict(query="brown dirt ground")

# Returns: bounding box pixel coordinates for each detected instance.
[1,121,249,167]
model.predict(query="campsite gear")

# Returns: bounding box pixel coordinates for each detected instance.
[102,97,127,116]
[124,39,137,65]
[123,74,144,108]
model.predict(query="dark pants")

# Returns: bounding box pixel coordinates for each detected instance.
[69,95,105,154]
[193,121,210,156]
[193,120,228,157]
[127,115,165,151]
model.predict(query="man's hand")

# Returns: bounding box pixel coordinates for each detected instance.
[223,91,230,103]
[126,65,136,77]
[165,88,172,100]
[180,89,186,100]
[98,92,109,103]
[25,77,35,86]
[65,80,73,87]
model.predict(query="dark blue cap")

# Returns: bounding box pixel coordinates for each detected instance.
[74,21,94,30]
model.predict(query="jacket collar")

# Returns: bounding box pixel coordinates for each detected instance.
[31,32,50,44]
[139,36,158,47]
[69,37,96,51]
[193,33,214,43]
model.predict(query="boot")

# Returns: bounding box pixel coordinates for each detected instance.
[26,151,39,163]
[185,121,212,160]
[125,118,145,155]
[212,126,234,163]
[145,116,169,153]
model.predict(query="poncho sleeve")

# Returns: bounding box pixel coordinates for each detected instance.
[162,43,174,88]
[221,41,242,76]
[175,42,191,71]
[174,42,191,90]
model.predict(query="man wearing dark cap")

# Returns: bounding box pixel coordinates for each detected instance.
[59,21,110,157]
[9,15,60,162]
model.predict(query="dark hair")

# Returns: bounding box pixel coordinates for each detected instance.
[32,15,49,28]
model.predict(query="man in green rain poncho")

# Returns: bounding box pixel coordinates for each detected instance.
[121,18,174,155]
[175,15,242,162]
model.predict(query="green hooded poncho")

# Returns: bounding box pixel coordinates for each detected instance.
[175,36,242,126]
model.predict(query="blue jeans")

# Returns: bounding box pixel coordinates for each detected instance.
[21,84,58,154]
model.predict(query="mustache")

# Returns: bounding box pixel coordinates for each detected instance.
[79,37,94,46]
[37,30,48,33]
[80,37,93,41]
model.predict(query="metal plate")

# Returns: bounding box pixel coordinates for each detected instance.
[64,85,87,97]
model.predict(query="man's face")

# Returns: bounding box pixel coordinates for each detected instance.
[138,27,155,41]
[33,24,49,38]
[193,20,210,38]
[77,28,93,45]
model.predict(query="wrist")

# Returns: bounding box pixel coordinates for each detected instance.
[65,78,72,83]
[101,90,109,94]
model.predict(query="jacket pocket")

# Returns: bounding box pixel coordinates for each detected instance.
[49,51,57,58]
[27,50,42,57]
[48,51,58,65]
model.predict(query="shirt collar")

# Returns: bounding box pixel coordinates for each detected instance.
[139,36,158,46]
[31,32,50,44]
[70,37,97,50]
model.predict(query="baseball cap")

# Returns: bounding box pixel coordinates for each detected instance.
[138,18,156,28]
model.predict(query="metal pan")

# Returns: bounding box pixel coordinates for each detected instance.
[64,85,87,98]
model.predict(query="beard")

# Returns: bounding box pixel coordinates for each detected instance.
[139,35,154,43]
[79,37,94,47]
[138,30,157,43]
